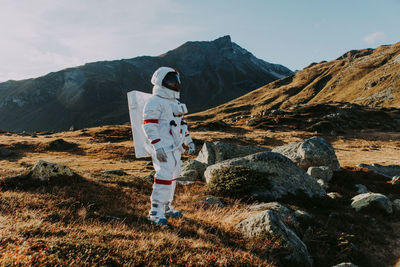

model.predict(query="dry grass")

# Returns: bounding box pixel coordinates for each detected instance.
[1,124,400,266]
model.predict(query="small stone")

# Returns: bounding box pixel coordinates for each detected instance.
[327,192,343,199]
[145,170,155,183]
[351,192,392,214]
[201,195,224,207]
[355,184,370,194]
[392,199,400,213]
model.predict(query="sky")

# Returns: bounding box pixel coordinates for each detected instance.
[0,0,399,82]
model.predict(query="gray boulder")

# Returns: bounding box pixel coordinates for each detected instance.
[272,136,340,171]
[196,141,269,165]
[307,166,333,182]
[351,193,392,214]
[248,202,296,223]
[236,210,313,266]
[204,152,326,200]
[357,163,400,178]
[176,160,207,182]
[30,160,75,181]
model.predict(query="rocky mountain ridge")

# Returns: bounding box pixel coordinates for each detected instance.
[191,41,400,124]
[0,35,292,132]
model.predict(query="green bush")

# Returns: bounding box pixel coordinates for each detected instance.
[206,166,271,197]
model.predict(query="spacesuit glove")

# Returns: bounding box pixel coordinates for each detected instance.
[156,148,168,162]
[188,142,196,154]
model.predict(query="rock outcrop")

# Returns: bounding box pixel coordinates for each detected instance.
[272,137,341,171]
[236,210,313,266]
[30,160,76,182]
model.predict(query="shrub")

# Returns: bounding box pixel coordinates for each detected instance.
[206,166,271,198]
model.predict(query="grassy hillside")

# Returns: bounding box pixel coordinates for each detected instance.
[1,125,400,266]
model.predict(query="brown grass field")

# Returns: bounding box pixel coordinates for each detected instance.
[1,123,400,266]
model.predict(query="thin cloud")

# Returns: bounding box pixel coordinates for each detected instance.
[363,32,386,44]
[0,0,201,82]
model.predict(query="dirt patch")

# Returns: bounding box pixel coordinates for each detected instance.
[90,127,132,143]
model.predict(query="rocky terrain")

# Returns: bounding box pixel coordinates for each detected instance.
[1,121,400,266]
[0,35,292,132]
[1,41,400,266]
[191,41,400,124]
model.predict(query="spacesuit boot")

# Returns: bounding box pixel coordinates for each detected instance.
[147,202,168,226]
[165,204,182,218]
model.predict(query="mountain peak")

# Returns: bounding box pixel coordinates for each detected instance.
[212,35,232,48]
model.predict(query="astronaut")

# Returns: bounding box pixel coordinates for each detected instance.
[142,66,196,225]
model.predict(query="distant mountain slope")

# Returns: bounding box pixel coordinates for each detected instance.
[192,41,400,122]
[0,35,292,132]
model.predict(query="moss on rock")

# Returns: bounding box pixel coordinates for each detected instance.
[206,165,271,197]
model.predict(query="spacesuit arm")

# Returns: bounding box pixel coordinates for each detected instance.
[181,119,193,145]
[142,99,163,150]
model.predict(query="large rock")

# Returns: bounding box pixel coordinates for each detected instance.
[204,151,326,200]
[236,210,313,266]
[357,163,400,178]
[248,202,312,224]
[30,160,75,182]
[272,137,340,171]
[176,160,207,182]
[351,193,392,214]
[196,141,269,165]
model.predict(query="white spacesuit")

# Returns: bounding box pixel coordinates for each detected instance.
[142,66,196,225]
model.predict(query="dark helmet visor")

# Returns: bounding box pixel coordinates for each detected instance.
[162,72,181,92]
